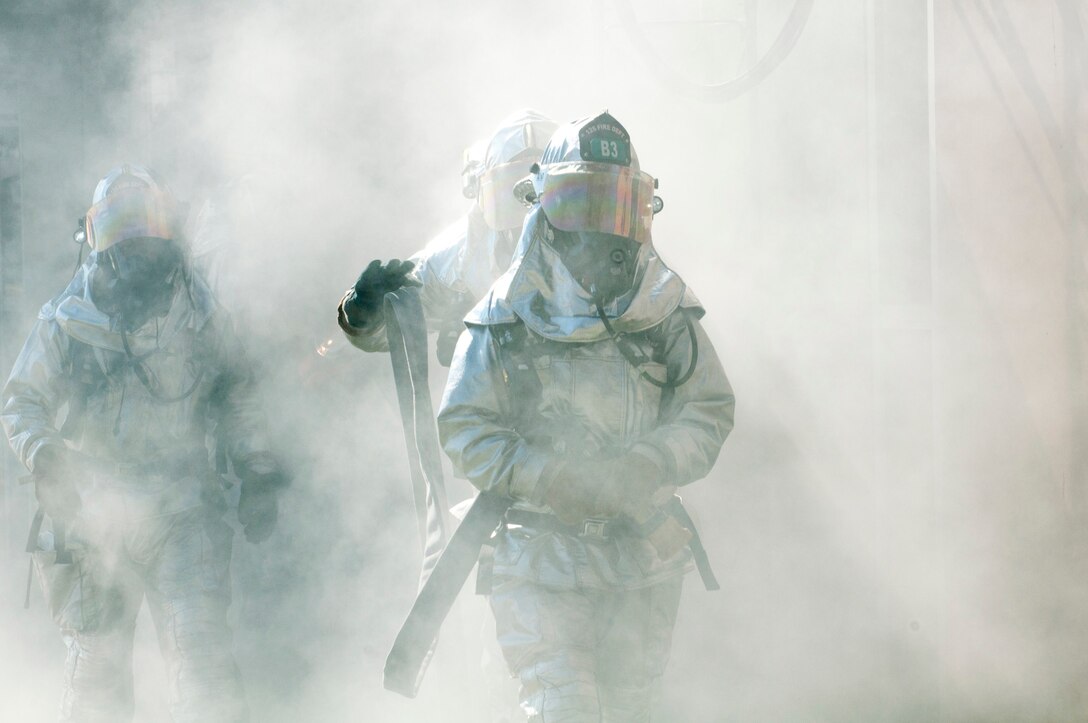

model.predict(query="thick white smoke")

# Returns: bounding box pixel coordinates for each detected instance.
[0,0,1085,720]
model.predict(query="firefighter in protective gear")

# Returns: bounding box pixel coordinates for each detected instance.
[2,164,286,723]
[437,112,735,722]
[337,109,558,365]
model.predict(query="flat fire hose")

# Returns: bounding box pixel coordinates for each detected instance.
[383,490,511,697]
[382,288,450,584]
[384,288,512,698]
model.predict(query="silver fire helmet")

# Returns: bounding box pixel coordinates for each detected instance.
[528,111,662,247]
[85,164,180,253]
[84,165,184,328]
[520,112,664,302]
[463,109,557,231]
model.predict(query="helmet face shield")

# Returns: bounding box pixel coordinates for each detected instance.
[537,162,656,245]
[85,186,176,253]
[478,161,534,231]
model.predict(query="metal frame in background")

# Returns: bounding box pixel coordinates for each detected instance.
[606,0,815,102]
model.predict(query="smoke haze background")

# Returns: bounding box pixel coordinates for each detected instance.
[0,0,1085,720]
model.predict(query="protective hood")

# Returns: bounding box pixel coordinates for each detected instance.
[40,261,217,354]
[465,206,702,342]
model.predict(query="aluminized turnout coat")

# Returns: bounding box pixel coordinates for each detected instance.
[437,207,735,721]
[2,264,276,723]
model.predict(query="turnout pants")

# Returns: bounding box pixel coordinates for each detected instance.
[34,502,243,723]
[489,576,683,723]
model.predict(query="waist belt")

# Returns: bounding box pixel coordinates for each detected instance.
[506,501,720,592]
[383,492,721,699]
[504,509,631,540]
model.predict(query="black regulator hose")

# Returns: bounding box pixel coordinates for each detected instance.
[594,301,699,389]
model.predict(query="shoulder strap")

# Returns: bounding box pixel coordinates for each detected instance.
[490,321,543,433]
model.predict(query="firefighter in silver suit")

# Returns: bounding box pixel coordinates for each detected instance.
[437,113,735,722]
[1,165,286,722]
[337,109,558,365]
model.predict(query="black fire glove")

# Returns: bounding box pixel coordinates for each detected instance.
[343,259,421,328]
[542,459,602,525]
[607,453,692,560]
[542,453,660,525]
[237,471,287,544]
[32,446,82,522]
[541,452,690,559]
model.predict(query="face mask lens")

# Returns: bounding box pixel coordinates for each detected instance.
[90,239,181,325]
[548,230,638,302]
[89,259,121,314]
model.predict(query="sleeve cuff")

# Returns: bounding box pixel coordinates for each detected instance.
[28,439,64,473]
[508,452,555,505]
[629,441,675,482]
[337,290,385,339]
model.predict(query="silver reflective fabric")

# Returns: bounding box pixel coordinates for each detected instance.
[533,114,643,181]
[481,109,557,174]
[90,164,165,207]
[37,503,240,723]
[440,291,733,588]
[53,260,210,355]
[5,266,268,468]
[2,268,274,722]
[489,576,683,722]
[466,206,700,342]
[437,199,733,719]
